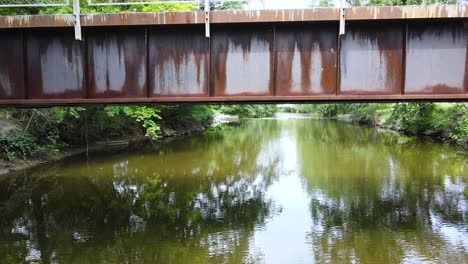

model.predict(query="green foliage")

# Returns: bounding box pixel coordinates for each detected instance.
[0,0,246,16]
[190,105,215,122]
[123,106,161,140]
[293,104,349,118]
[158,105,214,123]
[289,103,468,143]
[347,0,457,6]
[385,103,443,135]
[105,106,161,140]
[0,0,112,15]
[348,104,392,125]
[347,104,376,124]
[0,0,143,15]
[140,3,198,12]
[314,104,346,118]
[18,108,84,150]
[290,104,316,113]
[0,133,36,160]
[214,0,247,10]
[0,106,163,159]
[446,104,468,140]
[297,104,391,125]
[218,104,278,118]
[0,107,86,159]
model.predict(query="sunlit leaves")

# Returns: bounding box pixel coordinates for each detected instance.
[105,106,161,140]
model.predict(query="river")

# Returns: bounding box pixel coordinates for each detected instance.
[1,114,467,263]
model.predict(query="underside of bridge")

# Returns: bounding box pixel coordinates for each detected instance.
[0,5,467,106]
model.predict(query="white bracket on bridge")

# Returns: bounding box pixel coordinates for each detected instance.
[73,0,82,40]
[339,0,346,36]
[204,0,210,38]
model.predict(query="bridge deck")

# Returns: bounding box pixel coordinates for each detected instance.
[0,5,467,106]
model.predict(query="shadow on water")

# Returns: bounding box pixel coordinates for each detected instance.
[0,118,467,263]
[0,120,282,264]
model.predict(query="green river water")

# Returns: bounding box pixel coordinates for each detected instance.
[0,114,467,263]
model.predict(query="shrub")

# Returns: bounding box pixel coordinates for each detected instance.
[218,105,278,118]
[0,133,36,160]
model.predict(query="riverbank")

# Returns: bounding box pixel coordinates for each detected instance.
[273,112,468,149]
[0,116,215,177]
[0,141,140,177]
[335,113,468,149]
[2,111,466,177]
[286,104,468,149]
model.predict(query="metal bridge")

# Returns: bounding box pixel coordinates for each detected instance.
[0,5,467,105]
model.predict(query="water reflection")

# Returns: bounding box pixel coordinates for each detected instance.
[295,120,468,263]
[0,117,467,263]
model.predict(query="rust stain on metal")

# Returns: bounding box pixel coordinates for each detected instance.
[346,5,468,20]
[0,11,467,105]
[211,25,274,96]
[80,12,208,27]
[210,8,340,23]
[0,93,467,107]
[87,28,147,98]
[149,26,209,97]
[0,6,466,29]
[0,30,24,100]
[405,21,467,94]
[0,15,74,28]
[27,29,85,99]
[340,23,403,94]
[275,24,337,96]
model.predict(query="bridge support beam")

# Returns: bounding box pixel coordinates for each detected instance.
[0,5,466,106]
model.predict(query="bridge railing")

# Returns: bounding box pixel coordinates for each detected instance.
[87,0,198,6]
[0,0,69,7]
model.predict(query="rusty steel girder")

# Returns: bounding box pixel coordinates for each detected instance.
[0,5,467,106]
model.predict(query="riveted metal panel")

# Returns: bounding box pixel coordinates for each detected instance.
[0,30,24,100]
[88,28,147,98]
[340,23,403,94]
[27,29,85,99]
[211,25,274,96]
[275,23,337,96]
[405,21,467,94]
[149,26,209,97]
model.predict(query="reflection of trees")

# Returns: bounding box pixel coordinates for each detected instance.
[2,118,466,263]
[0,120,282,264]
[295,120,468,263]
